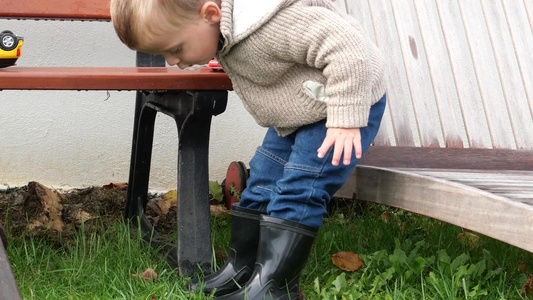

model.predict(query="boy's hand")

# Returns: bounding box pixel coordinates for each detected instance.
[317,127,362,166]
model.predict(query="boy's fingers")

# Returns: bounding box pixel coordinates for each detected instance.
[343,138,352,165]
[353,138,362,159]
[331,138,345,166]
[317,136,334,158]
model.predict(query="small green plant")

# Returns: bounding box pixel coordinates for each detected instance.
[208,181,224,205]
[227,182,242,201]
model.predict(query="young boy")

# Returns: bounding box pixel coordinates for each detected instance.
[110,0,386,299]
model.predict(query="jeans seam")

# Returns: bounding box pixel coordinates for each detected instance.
[285,162,321,173]
[257,147,287,166]
[255,186,272,192]
[293,151,331,224]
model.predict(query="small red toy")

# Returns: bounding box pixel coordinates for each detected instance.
[208,59,223,72]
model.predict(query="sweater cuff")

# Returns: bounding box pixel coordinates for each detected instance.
[326,104,370,128]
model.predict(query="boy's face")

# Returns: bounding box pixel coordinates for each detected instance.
[135,2,221,69]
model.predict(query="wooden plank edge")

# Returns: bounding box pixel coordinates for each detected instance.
[359,146,533,170]
[352,165,533,253]
[0,0,111,20]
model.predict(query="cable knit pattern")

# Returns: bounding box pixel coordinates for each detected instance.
[218,0,386,136]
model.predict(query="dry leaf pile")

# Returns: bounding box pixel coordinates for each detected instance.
[0,183,229,243]
[0,181,118,238]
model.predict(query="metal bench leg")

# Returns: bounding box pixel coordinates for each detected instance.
[126,51,165,220]
[125,87,227,277]
[172,91,227,276]
[125,91,183,269]
[125,92,157,219]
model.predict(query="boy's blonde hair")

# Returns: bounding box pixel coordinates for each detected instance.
[110,0,214,50]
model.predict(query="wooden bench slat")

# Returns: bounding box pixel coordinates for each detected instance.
[357,146,533,170]
[391,0,440,148]
[395,169,533,203]
[436,1,492,148]
[0,0,111,20]
[414,0,465,148]
[369,0,416,147]
[344,0,392,147]
[0,67,233,91]
[482,1,533,149]
[503,1,533,119]
[526,0,533,35]
[458,0,515,149]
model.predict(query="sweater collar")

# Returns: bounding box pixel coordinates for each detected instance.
[218,0,294,55]
[232,0,284,38]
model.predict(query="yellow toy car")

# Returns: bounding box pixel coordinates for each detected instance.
[0,30,24,68]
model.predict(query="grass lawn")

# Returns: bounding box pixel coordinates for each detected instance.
[2,185,533,299]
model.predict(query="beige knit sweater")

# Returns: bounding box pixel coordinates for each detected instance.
[217,0,386,136]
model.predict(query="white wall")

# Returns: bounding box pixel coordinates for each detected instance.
[0,19,266,191]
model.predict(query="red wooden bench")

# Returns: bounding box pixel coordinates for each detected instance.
[0,1,232,296]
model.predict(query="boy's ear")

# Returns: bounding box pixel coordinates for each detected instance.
[201,2,221,24]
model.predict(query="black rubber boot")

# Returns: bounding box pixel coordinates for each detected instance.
[187,204,262,296]
[215,215,318,300]
[0,223,7,248]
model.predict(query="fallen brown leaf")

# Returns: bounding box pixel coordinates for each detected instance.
[72,210,94,224]
[518,262,528,273]
[380,211,404,230]
[161,190,178,204]
[132,268,158,282]
[210,204,228,217]
[521,274,533,296]
[103,182,128,190]
[457,231,481,249]
[331,251,364,272]
[156,199,172,215]
[27,182,65,232]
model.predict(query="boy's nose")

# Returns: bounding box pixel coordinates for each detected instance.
[165,55,180,66]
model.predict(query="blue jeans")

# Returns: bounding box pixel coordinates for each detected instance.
[239,94,386,228]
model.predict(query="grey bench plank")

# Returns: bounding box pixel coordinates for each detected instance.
[354,165,533,253]
[395,169,533,204]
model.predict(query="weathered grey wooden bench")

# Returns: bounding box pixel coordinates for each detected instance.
[0,1,232,297]
[335,1,533,253]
